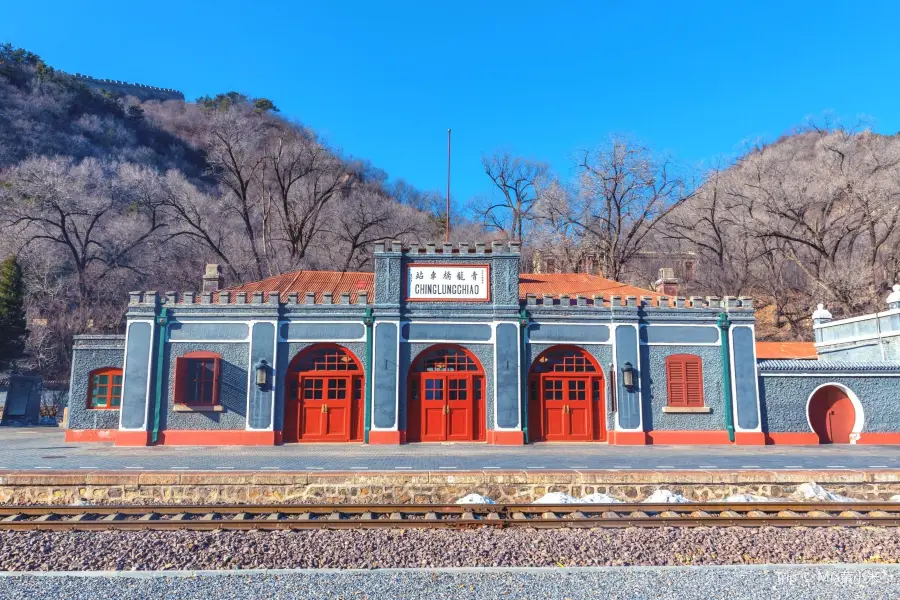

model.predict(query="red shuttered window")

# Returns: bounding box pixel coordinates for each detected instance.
[174,351,222,406]
[665,355,704,407]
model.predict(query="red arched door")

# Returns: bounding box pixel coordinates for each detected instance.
[407,345,486,442]
[284,344,364,443]
[528,346,606,442]
[808,386,856,444]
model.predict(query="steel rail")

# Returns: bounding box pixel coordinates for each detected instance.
[1,502,899,530]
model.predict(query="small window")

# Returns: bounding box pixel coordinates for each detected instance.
[88,368,123,409]
[175,351,221,406]
[665,354,704,407]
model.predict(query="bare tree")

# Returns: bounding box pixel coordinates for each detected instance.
[556,137,690,281]
[473,152,549,241]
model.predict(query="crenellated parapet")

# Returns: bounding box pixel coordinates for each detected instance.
[373,240,521,255]
[523,294,754,310]
[69,73,184,102]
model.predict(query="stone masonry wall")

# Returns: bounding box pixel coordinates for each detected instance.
[3,470,900,505]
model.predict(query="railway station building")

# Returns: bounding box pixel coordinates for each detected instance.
[65,241,900,446]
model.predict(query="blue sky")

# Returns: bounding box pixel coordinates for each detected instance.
[4,1,900,208]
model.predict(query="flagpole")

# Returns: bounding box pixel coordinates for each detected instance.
[446,128,451,243]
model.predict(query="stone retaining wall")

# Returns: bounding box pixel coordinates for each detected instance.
[2,470,900,505]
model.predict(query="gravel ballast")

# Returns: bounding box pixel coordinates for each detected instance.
[3,566,900,600]
[1,527,899,571]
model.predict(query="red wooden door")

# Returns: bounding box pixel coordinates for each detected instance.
[298,375,353,442]
[421,376,446,442]
[541,377,567,440]
[446,376,472,441]
[565,378,592,441]
[419,374,476,442]
[810,387,855,444]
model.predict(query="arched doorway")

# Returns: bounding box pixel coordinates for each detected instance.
[807,384,858,444]
[528,346,606,442]
[284,344,364,443]
[407,345,486,442]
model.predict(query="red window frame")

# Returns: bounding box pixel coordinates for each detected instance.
[174,351,222,406]
[665,354,704,407]
[87,367,123,409]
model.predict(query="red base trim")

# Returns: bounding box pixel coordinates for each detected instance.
[764,432,819,445]
[274,430,284,445]
[735,431,766,445]
[65,429,118,443]
[369,430,404,445]
[156,430,276,446]
[856,433,900,445]
[646,430,732,445]
[487,430,525,445]
[115,430,151,446]
[608,431,648,445]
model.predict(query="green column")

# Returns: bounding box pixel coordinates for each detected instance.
[718,312,735,443]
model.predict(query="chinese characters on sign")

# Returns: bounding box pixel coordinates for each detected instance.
[407,265,490,301]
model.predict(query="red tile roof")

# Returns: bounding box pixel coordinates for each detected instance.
[755,341,817,360]
[224,271,374,304]
[518,273,661,302]
[223,270,661,305]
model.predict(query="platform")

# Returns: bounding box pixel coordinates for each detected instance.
[3,428,900,472]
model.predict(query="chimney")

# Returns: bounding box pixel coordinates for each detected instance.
[202,264,224,293]
[654,267,679,296]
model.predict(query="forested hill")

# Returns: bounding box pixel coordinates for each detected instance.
[0,44,446,377]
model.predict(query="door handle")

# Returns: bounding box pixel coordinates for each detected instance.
[444,404,449,415]
[322,404,328,414]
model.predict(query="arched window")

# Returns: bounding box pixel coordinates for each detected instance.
[665,354,704,407]
[295,345,362,372]
[530,346,599,374]
[414,346,481,372]
[88,368,123,409]
[175,351,222,406]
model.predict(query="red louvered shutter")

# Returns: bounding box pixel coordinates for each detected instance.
[666,355,704,408]
[684,359,704,407]
[666,358,687,406]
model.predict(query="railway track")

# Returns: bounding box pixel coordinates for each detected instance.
[1,502,900,530]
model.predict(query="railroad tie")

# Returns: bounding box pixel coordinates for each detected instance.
[266,512,283,521]
[35,514,60,522]
[512,512,527,520]
[327,512,343,521]
[139,513,160,521]
[807,510,831,518]
[541,512,558,520]
[601,511,620,519]
[171,513,188,521]
[718,511,741,518]
[486,512,501,520]
[389,512,404,521]
[67,513,95,522]
[746,511,768,518]
[839,511,864,518]
[102,513,124,522]
[424,512,437,520]
[361,512,375,520]
[868,511,891,517]
[461,512,477,521]
[777,510,800,518]
[659,511,681,518]
[231,513,250,521]
[690,511,711,518]
[2,514,24,522]
[567,511,586,520]
[629,511,649,518]
[297,513,312,521]
[200,513,218,521]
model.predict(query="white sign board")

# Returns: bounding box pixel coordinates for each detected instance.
[406,264,490,301]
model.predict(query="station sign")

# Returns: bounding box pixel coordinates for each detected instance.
[406,264,490,302]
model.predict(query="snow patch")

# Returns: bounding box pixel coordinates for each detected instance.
[456,493,495,504]
[723,494,771,503]
[579,493,622,504]
[890,495,900,502]
[791,482,856,502]
[535,492,580,504]
[643,489,689,503]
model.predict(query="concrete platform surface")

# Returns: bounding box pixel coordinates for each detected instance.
[3,428,900,472]
[1,566,899,600]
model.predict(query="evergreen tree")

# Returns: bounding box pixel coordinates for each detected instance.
[0,256,28,367]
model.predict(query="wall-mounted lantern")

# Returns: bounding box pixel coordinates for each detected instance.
[621,362,635,390]
[255,359,269,389]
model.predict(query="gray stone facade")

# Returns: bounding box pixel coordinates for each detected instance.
[64,242,900,446]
